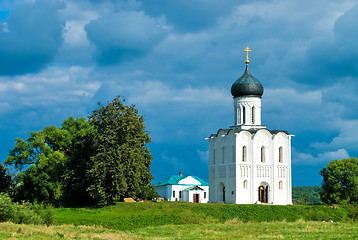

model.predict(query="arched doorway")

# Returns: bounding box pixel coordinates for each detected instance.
[218,182,225,203]
[258,185,269,203]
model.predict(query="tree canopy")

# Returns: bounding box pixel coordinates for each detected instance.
[4,96,156,206]
[320,158,358,204]
[87,96,154,205]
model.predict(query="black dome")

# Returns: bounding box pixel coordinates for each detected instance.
[231,65,264,98]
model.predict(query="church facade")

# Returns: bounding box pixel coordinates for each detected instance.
[207,48,293,205]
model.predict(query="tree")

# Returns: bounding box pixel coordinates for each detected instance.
[0,163,11,193]
[320,158,358,204]
[61,117,97,206]
[87,96,154,205]
[14,165,56,204]
[5,126,69,204]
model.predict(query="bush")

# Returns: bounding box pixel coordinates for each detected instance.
[0,193,53,225]
[0,193,14,221]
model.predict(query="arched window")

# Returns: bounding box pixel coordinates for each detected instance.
[279,147,283,163]
[242,106,246,124]
[261,146,265,163]
[243,180,248,189]
[213,149,216,165]
[279,181,283,190]
[242,146,247,162]
[251,106,255,124]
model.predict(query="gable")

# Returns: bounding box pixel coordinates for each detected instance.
[178,176,201,185]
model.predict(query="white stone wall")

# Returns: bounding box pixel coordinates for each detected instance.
[208,128,293,205]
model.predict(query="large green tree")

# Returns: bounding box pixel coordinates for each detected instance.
[87,96,154,205]
[320,158,358,204]
[61,117,97,206]
[5,126,69,203]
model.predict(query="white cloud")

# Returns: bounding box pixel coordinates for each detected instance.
[293,148,350,165]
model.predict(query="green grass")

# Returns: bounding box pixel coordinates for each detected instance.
[1,202,358,239]
[1,220,358,239]
[52,202,351,231]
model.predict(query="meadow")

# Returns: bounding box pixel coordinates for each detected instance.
[1,220,358,239]
[1,201,358,239]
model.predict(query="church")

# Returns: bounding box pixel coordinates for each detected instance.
[207,47,293,205]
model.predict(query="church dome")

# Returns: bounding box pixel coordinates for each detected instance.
[231,65,264,98]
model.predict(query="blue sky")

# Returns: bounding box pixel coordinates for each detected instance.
[1,0,358,186]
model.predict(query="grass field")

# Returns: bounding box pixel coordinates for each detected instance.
[1,220,358,239]
[52,201,351,231]
[1,201,357,239]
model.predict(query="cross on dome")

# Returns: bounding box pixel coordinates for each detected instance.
[244,46,251,65]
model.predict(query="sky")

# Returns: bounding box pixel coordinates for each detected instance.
[1,0,358,186]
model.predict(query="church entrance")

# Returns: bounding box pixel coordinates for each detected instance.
[223,186,226,203]
[218,182,226,203]
[193,194,199,203]
[258,185,268,203]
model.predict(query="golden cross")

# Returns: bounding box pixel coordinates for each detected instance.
[244,46,251,64]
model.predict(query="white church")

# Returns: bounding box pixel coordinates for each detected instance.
[207,47,293,205]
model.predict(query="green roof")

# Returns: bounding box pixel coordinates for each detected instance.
[182,186,204,191]
[155,175,208,187]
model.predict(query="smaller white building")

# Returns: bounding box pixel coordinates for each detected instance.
[155,171,209,203]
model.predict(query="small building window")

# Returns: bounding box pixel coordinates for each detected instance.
[243,180,248,189]
[213,149,216,165]
[179,191,182,198]
[279,147,283,163]
[279,181,283,190]
[251,106,255,124]
[261,146,265,163]
[204,192,206,199]
[231,191,234,195]
[242,146,247,162]
[173,191,175,198]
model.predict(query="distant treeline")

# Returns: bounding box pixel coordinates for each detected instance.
[292,186,322,204]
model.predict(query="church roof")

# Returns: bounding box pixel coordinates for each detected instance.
[208,128,291,138]
[155,175,208,187]
[231,65,264,98]
[182,186,204,191]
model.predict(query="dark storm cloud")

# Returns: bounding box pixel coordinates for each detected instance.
[289,3,358,86]
[85,11,168,65]
[0,0,64,75]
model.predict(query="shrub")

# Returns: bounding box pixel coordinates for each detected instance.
[0,193,53,225]
[0,193,15,221]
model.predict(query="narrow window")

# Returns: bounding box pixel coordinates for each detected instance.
[242,106,246,124]
[279,181,283,190]
[232,146,235,163]
[243,180,248,189]
[231,191,234,195]
[222,147,225,164]
[179,191,182,198]
[213,149,216,165]
[261,146,265,163]
[173,191,175,198]
[204,192,206,199]
[242,146,247,162]
[279,147,283,163]
[251,106,255,124]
